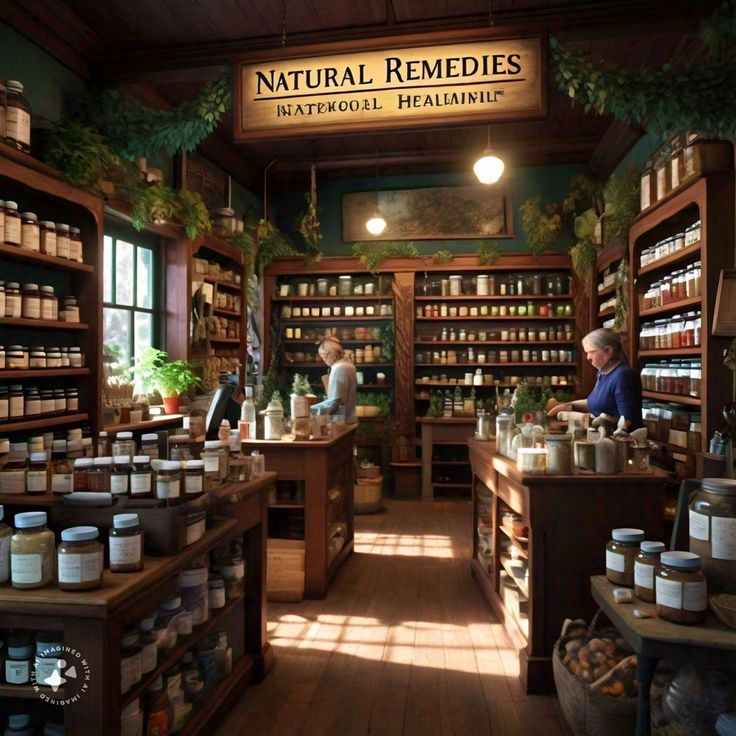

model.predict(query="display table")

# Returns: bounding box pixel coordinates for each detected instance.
[591,575,736,736]
[243,427,356,598]
[0,472,275,735]
[468,439,669,692]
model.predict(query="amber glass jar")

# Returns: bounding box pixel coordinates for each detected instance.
[605,528,645,587]
[3,202,20,246]
[4,81,31,153]
[634,540,666,603]
[39,221,56,256]
[10,511,55,589]
[655,551,707,625]
[109,513,143,573]
[57,526,103,591]
[20,212,39,251]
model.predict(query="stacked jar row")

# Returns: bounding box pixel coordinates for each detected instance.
[281,303,393,318]
[192,257,241,287]
[640,361,702,397]
[640,132,702,211]
[284,325,382,341]
[639,220,701,269]
[0,281,80,321]
[416,273,569,297]
[0,200,84,261]
[424,325,575,343]
[278,275,383,297]
[642,262,702,310]
[0,344,84,369]
[417,301,573,318]
[639,312,701,349]
[417,372,575,387]
[211,316,239,340]
[214,289,241,313]
[416,348,575,364]
[0,385,79,420]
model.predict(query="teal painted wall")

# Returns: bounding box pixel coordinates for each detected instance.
[272,163,583,257]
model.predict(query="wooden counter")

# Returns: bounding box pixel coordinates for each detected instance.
[0,473,275,735]
[243,427,356,599]
[468,439,669,693]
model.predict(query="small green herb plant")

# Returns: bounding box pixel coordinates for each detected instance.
[133,348,200,398]
[356,392,392,416]
[291,373,311,396]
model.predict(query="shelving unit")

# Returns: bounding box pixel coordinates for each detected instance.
[0,142,103,436]
[628,173,734,481]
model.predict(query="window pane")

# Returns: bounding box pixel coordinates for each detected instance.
[115,240,135,306]
[134,312,153,359]
[136,247,154,309]
[103,308,131,367]
[103,236,114,303]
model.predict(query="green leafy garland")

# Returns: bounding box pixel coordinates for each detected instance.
[519,198,563,255]
[602,167,640,248]
[613,258,629,333]
[352,241,419,272]
[549,2,736,137]
[130,183,211,240]
[476,240,501,265]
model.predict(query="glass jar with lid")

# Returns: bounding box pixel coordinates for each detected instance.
[154,460,182,501]
[61,296,80,323]
[39,221,56,256]
[606,528,645,586]
[109,513,144,573]
[0,282,5,318]
[202,440,228,481]
[3,201,21,245]
[58,526,103,591]
[26,451,48,494]
[5,631,34,684]
[110,456,130,497]
[88,457,112,492]
[184,459,205,497]
[5,282,21,317]
[634,540,666,602]
[21,283,41,320]
[11,511,55,589]
[40,286,58,320]
[20,212,39,251]
[338,275,352,296]
[655,551,708,625]
[5,81,31,153]
[68,227,83,262]
[55,223,70,259]
[130,455,153,498]
[112,431,136,460]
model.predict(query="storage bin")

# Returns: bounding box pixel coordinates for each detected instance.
[355,477,383,514]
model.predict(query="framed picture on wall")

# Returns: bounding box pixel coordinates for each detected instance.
[342,184,513,241]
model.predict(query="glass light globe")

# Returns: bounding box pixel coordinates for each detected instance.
[473,151,505,184]
[365,214,387,235]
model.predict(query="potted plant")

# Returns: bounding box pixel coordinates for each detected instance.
[134,347,200,414]
[290,373,311,419]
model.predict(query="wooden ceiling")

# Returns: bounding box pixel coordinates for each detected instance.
[3,0,716,192]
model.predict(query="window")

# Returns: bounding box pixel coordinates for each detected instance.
[103,234,159,366]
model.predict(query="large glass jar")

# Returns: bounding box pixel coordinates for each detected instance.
[58,525,103,591]
[634,540,666,602]
[495,414,515,458]
[656,551,707,625]
[10,511,55,589]
[689,477,736,594]
[606,528,645,587]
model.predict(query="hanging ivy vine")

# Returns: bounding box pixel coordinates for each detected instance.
[352,241,419,272]
[476,240,501,265]
[519,198,563,255]
[550,1,736,137]
[614,258,629,333]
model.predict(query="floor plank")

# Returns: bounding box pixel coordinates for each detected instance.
[215,499,573,736]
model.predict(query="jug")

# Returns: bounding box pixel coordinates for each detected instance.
[260,398,284,440]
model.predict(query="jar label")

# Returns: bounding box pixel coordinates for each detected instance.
[4,216,20,244]
[51,472,73,494]
[0,535,10,583]
[605,549,626,573]
[140,641,157,674]
[203,455,219,473]
[42,302,55,320]
[11,552,42,584]
[689,509,709,541]
[711,515,736,560]
[110,474,129,495]
[6,107,31,146]
[35,656,61,685]
[6,659,30,684]
[59,550,103,583]
[26,469,47,493]
[656,576,682,609]
[130,472,152,495]
[21,223,39,250]
[185,474,203,494]
[156,477,180,499]
[41,231,57,255]
[683,581,707,612]
[634,560,654,590]
[0,470,26,494]
[109,535,142,566]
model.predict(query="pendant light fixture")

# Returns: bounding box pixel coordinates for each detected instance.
[473,126,505,185]
[365,149,387,236]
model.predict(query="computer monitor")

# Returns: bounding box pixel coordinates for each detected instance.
[204,382,239,440]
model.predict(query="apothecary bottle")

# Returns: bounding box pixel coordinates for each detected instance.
[5,631,33,684]
[39,221,56,255]
[3,201,21,246]
[634,540,666,603]
[20,212,39,251]
[4,282,21,317]
[40,286,58,320]
[130,455,153,498]
[26,452,48,495]
[605,528,644,587]
[55,223,70,259]
[655,550,707,625]
[21,283,41,320]
[112,431,135,460]
[110,455,131,496]
[69,226,83,262]
[57,525,103,591]
[10,511,55,589]
[4,81,31,153]
[109,513,144,573]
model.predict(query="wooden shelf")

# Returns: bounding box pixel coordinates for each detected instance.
[499,555,529,598]
[201,276,242,292]
[288,339,381,345]
[272,295,392,302]
[432,482,472,488]
[282,315,391,322]
[289,362,393,368]
[269,503,305,509]
[638,347,701,357]
[431,460,470,466]
[596,282,616,297]
[638,241,701,277]
[497,524,529,558]
[213,307,242,318]
[104,413,185,433]
[197,232,243,263]
[0,368,90,379]
[642,390,701,406]
[0,243,94,273]
[650,440,695,456]
[0,493,60,506]
[210,337,241,344]
[0,317,88,330]
[0,412,89,433]
[415,382,571,389]
[639,296,702,318]
[597,308,615,318]
[416,362,576,368]
[414,294,572,301]
[414,340,575,346]
[416,315,574,321]
[0,683,64,700]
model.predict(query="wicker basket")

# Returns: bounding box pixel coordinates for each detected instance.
[357,464,381,479]
[355,477,383,514]
[553,611,638,736]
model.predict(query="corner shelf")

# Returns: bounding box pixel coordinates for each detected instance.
[639,296,702,318]
[0,244,94,273]
[637,241,701,278]
[0,318,88,330]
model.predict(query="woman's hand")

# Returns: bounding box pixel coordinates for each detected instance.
[547,402,571,418]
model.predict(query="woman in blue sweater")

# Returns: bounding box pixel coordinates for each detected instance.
[548,328,643,430]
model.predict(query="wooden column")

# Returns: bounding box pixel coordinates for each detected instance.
[392,271,415,443]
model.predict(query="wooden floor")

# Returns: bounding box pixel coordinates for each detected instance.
[217,499,573,736]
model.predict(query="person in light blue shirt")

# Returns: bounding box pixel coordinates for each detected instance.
[309,336,357,425]
[547,328,643,429]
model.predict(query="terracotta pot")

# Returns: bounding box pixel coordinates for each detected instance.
[162,395,181,415]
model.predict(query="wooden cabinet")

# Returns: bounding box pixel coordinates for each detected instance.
[419,417,476,499]
[628,173,734,479]
[0,473,274,734]
[0,142,103,435]
[468,439,668,693]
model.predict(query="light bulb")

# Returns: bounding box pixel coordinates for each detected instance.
[473,150,505,184]
[365,214,387,235]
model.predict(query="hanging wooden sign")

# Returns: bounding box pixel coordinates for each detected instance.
[234,32,545,140]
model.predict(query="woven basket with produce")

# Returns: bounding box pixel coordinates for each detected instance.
[553,611,638,736]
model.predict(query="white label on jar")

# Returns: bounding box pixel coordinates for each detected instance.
[22,223,39,250]
[109,535,142,566]
[140,641,157,674]
[656,576,682,609]
[185,474,203,494]
[35,656,61,685]
[58,550,103,583]
[689,509,709,541]
[11,552,42,584]
[41,232,57,255]
[634,561,654,590]
[51,472,73,494]
[130,472,152,495]
[683,581,707,611]
[6,107,31,146]
[156,477,180,499]
[6,659,30,684]
[606,549,626,573]
[6,293,21,317]
[57,236,70,258]
[41,301,55,320]
[203,455,219,473]
[711,516,736,560]
[0,470,26,494]
[5,216,20,244]
[110,473,129,495]
[26,469,47,493]
[0,535,10,583]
